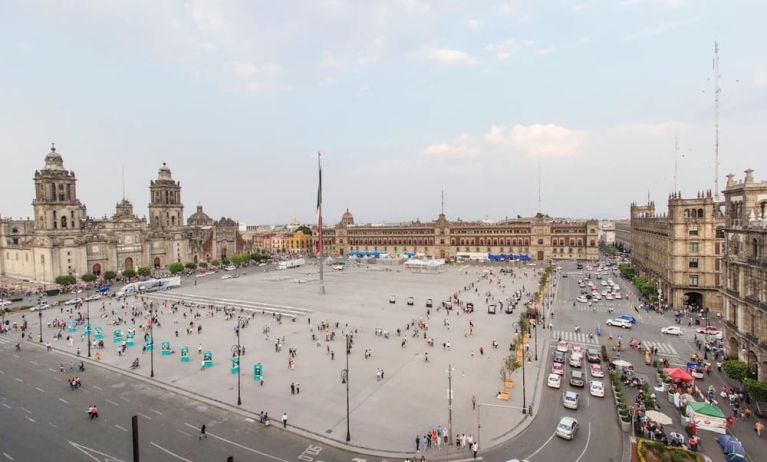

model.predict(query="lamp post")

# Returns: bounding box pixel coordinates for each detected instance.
[447,364,454,448]
[38,310,43,343]
[703,308,709,360]
[521,323,527,413]
[86,293,92,358]
[235,318,242,406]
[149,303,155,378]
[534,322,538,361]
[345,334,351,442]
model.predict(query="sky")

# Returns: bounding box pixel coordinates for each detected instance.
[1,0,766,225]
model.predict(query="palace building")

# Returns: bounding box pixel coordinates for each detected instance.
[0,146,244,283]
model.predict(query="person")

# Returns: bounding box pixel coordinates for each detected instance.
[282,412,288,428]
[15,342,20,351]
[88,404,99,419]
[79,362,85,372]
[472,441,478,459]
[131,358,140,369]
[199,424,207,439]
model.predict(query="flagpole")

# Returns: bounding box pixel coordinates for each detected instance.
[318,152,325,295]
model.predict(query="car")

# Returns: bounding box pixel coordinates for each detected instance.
[614,292,622,299]
[553,350,566,364]
[389,296,396,304]
[64,297,83,305]
[562,273,568,278]
[225,265,236,271]
[425,298,433,308]
[589,363,604,378]
[547,373,562,389]
[407,297,414,306]
[571,345,584,355]
[569,352,583,368]
[84,294,102,302]
[569,370,585,387]
[221,274,233,279]
[556,340,568,352]
[562,391,580,409]
[445,300,453,309]
[600,280,608,286]
[696,326,723,339]
[605,294,614,300]
[590,380,605,397]
[661,326,684,336]
[613,285,621,291]
[30,303,51,311]
[0,299,12,306]
[576,295,588,303]
[606,318,632,329]
[586,348,601,363]
[552,362,565,375]
[616,315,637,324]
[556,417,579,440]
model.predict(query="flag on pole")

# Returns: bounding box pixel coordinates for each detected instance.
[315,152,323,255]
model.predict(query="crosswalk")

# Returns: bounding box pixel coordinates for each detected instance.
[569,304,643,319]
[642,340,678,356]
[551,329,600,345]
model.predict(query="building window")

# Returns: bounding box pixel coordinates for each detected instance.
[689,242,699,253]
[688,258,699,269]
[716,227,724,239]
[688,275,699,287]
[688,226,699,236]
[538,239,543,245]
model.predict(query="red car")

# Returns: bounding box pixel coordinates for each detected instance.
[552,362,565,375]
[590,363,604,378]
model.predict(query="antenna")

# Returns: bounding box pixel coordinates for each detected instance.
[713,41,721,200]
[121,165,126,201]
[537,157,542,214]
[673,135,679,193]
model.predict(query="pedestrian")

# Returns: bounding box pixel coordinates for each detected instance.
[199,424,207,439]
[472,395,476,410]
[291,382,295,395]
[282,412,288,428]
[472,441,478,459]
[296,383,300,394]
[756,420,764,436]
[415,434,420,451]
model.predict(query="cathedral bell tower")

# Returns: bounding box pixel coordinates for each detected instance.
[32,144,85,232]
[148,163,183,228]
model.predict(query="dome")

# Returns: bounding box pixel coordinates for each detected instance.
[187,205,213,226]
[340,208,354,225]
[157,162,173,181]
[43,144,65,171]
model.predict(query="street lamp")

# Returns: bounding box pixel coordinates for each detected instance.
[446,364,454,449]
[150,303,155,378]
[86,293,92,358]
[234,318,242,406]
[345,334,351,442]
[38,310,43,343]
[521,323,527,413]
[534,322,538,361]
[703,308,709,360]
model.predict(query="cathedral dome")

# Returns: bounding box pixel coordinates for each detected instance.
[43,144,65,171]
[187,205,213,226]
[157,162,173,181]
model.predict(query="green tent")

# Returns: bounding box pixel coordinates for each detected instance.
[687,401,725,418]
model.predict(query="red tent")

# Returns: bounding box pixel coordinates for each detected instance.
[665,367,694,382]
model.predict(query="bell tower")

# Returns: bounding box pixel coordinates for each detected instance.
[148,163,183,228]
[32,144,85,232]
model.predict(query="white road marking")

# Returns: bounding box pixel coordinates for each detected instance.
[115,424,128,432]
[30,360,38,365]
[3,452,14,460]
[120,396,130,402]
[25,416,35,423]
[48,368,57,373]
[68,441,125,462]
[574,423,592,462]
[149,442,195,462]
[1,403,11,409]
[12,354,19,359]
[105,399,120,406]
[526,432,556,460]
[0,370,5,374]
[15,378,23,383]
[183,422,291,462]
[59,398,69,404]
[21,407,31,414]
[92,385,103,391]
[35,387,45,393]
[149,407,163,415]
[176,429,191,437]
[137,412,153,420]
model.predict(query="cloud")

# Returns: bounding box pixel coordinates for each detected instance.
[484,124,587,158]
[421,48,479,66]
[398,0,431,14]
[615,121,688,136]
[188,0,225,33]
[487,40,534,60]
[754,71,767,87]
[422,133,478,159]
[620,0,687,8]
[466,18,481,29]
[498,1,532,22]
[231,61,286,92]
[624,17,698,40]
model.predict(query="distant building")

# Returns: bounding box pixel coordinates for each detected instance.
[629,191,724,312]
[0,146,244,283]
[614,219,631,252]
[721,169,767,381]
[599,221,616,245]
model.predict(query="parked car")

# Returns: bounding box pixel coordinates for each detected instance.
[606,318,632,329]
[569,370,585,387]
[586,349,601,363]
[661,326,684,336]
[589,381,605,397]
[547,373,562,389]
[589,363,604,378]
[84,294,102,302]
[552,362,565,376]
[0,299,12,306]
[556,417,579,440]
[553,350,566,364]
[64,297,83,306]
[562,391,580,410]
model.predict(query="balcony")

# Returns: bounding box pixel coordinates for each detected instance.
[744,295,767,313]
[724,288,740,298]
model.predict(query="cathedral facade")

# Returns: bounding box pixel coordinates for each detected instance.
[0,146,243,283]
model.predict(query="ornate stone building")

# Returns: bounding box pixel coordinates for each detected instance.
[313,210,600,261]
[0,146,243,283]
[721,169,767,381]
[614,219,631,252]
[629,191,724,312]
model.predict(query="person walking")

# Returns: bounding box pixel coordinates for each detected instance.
[199,424,207,439]
[472,395,476,410]
[291,382,295,395]
[472,441,478,459]
[415,434,420,452]
[282,412,288,428]
[756,420,765,436]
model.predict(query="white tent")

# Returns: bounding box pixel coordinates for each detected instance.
[404,259,446,273]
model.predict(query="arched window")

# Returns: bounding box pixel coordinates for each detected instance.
[753,239,760,259]
[61,216,67,229]
[760,201,767,218]
[684,209,690,218]
[698,208,704,218]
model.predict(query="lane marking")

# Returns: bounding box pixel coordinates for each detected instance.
[0,370,5,374]
[137,412,153,420]
[149,442,195,462]
[3,452,14,461]
[59,398,69,404]
[21,407,31,414]
[176,429,191,437]
[35,387,45,393]
[1,403,11,409]
[120,396,130,403]
[30,360,38,365]
[149,408,163,415]
[183,423,291,462]
[92,385,103,391]
[115,424,128,432]
[25,416,35,423]
[48,368,57,373]
[15,378,23,383]
[525,432,556,460]
[106,399,120,407]
[574,423,592,462]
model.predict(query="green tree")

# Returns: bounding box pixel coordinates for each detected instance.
[122,269,136,279]
[221,257,231,266]
[137,266,152,277]
[723,360,749,382]
[210,260,220,267]
[230,255,243,265]
[103,271,117,281]
[198,262,208,268]
[184,262,198,270]
[168,262,185,274]
[55,274,76,286]
[80,273,97,283]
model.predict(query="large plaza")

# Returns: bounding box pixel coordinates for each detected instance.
[26,261,545,453]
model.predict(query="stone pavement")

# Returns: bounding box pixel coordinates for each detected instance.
[12,263,545,454]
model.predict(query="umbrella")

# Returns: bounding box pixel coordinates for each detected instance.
[664,367,694,382]
[645,410,673,425]
[613,359,633,368]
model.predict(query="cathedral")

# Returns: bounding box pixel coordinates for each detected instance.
[0,146,244,283]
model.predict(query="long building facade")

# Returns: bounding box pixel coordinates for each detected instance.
[721,169,767,381]
[0,146,243,283]
[629,191,724,312]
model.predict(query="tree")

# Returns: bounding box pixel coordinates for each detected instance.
[221,257,231,266]
[55,274,76,286]
[184,262,197,270]
[80,273,97,283]
[103,271,117,282]
[137,266,152,277]
[168,262,185,274]
[230,255,243,266]
[198,262,208,269]
[122,269,136,279]
[210,260,220,267]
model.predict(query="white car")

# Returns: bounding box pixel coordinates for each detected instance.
[30,303,51,311]
[64,297,83,305]
[0,299,12,306]
[556,417,579,440]
[605,294,614,300]
[547,373,562,389]
[556,340,569,352]
[562,391,580,410]
[84,294,102,302]
[576,295,588,303]
[606,318,632,329]
[569,352,583,368]
[389,295,396,304]
[661,326,684,336]
[224,265,236,271]
[221,274,233,279]
[589,381,605,397]
[614,292,622,299]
